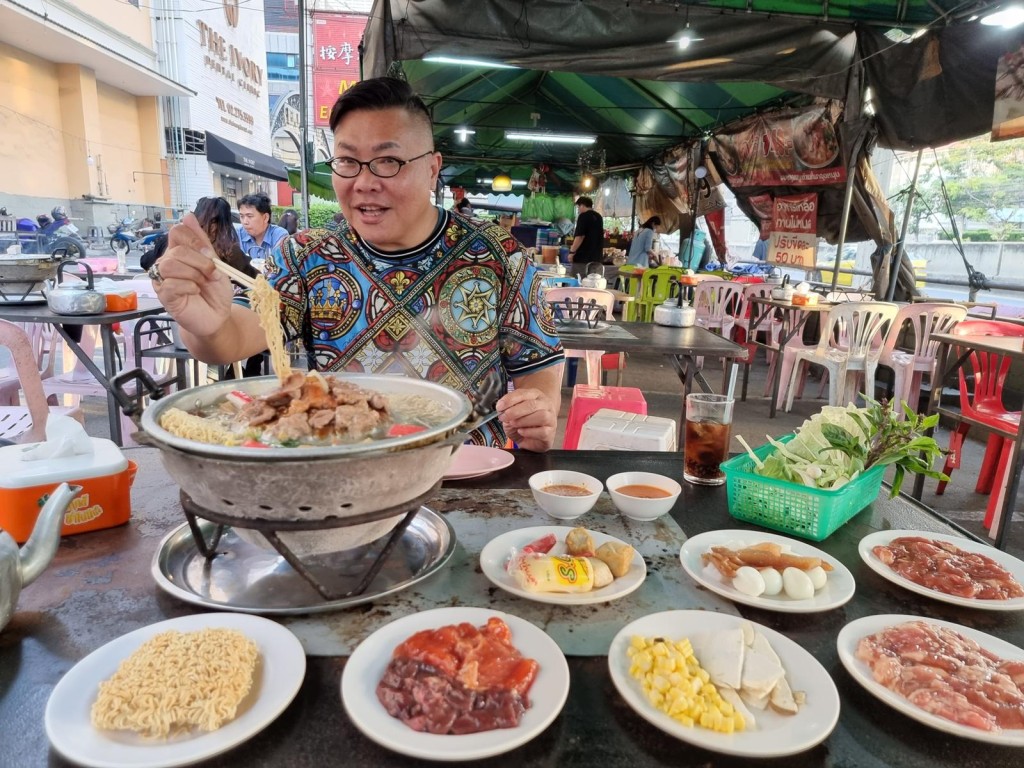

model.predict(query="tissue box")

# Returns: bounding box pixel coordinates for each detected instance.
[104,290,138,312]
[578,409,677,452]
[0,438,136,543]
[791,293,819,306]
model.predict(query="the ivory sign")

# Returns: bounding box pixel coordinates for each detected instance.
[768,193,818,268]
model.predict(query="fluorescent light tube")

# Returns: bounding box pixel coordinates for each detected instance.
[981,6,1024,27]
[505,130,596,145]
[424,56,518,69]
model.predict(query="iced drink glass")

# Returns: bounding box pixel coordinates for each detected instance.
[683,393,734,486]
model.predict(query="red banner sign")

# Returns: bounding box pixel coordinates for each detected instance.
[710,105,847,188]
[312,12,366,127]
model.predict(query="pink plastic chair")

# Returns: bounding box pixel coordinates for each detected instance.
[0,320,82,443]
[935,319,1024,531]
[877,302,967,417]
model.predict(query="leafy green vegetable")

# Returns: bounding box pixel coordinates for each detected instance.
[741,399,949,496]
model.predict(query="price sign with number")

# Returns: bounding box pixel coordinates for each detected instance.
[768,232,816,268]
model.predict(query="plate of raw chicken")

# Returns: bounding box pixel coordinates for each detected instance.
[858,530,1024,611]
[680,530,855,613]
[837,614,1024,745]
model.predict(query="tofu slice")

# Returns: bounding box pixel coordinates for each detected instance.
[769,675,800,715]
[691,628,744,690]
[720,687,758,729]
[739,686,771,710]
[741,631,785,697]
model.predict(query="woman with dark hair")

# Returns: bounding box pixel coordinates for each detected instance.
[626,215,662,267]
[278,209,299,235]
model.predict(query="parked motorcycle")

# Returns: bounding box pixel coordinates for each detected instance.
[108,217,138,255]
[0,206,88,258]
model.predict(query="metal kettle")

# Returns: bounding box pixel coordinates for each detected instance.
[0,483,80,631]
[46,260,106,315]
[653,279,696,327]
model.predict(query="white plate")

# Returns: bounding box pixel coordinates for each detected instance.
[837,614,1024,745]
[480,525,647,605]
[858,529,1024,611]
[609,610,839,757]
[45,613,306,768]
[680,530,855,613]
[443,444,515,480]
[341,606,569,761]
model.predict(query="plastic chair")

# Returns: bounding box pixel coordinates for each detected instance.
[541,275,580,290]
[0,323,55,405]
[877,302,967,416]
[780,302,898,412]
[635,266,682,322]
[546,287,620,387]
[935,320,1024,531]
[613,265,643,321]
[693,280,745,339]
[0,320,82,443]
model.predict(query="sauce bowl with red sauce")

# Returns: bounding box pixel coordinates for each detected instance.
[528,470,603,520]
[607,471,682,521]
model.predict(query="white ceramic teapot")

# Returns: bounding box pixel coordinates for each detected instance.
[581,274,607,290]
[0,483,80,631]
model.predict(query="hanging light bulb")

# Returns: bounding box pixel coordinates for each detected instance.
[491,173,513,192]
[581,175,594,191]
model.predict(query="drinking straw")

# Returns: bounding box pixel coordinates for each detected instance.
[725,362,738,401]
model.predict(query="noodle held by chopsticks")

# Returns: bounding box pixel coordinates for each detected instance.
[250,274,292,381]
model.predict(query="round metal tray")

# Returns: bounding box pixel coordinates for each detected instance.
[151,507,455,615]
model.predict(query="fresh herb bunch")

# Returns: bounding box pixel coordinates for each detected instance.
[821,399,949,497]
[741,398,949,496]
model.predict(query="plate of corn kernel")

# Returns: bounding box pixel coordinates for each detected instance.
[607,611,839,757]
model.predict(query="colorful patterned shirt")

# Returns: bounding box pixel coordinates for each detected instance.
[265,208,564,446]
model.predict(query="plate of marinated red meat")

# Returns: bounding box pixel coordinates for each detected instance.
[837,614,1024,745]
[858,530,1024,611]
[341,606,570,760]
[680,530,855,614]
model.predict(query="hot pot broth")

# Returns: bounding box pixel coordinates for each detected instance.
[159,371,455,447]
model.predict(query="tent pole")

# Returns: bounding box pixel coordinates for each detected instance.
[886,149,923,301]
[831,168,857,293]
[297,0,310,228]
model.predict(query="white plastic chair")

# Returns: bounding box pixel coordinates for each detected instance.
[0,320,81,443]
[0,323,55,405]
[781,301,899,412]
[545,287,617,387]
[693,280,744,339]
[878,302,967,416]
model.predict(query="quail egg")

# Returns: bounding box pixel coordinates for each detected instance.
[759,567,784,596]
[807,565,828,591]
[782,566,815,600]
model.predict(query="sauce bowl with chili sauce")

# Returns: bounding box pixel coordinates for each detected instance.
[528,470,603,520]
[606,471,681,521]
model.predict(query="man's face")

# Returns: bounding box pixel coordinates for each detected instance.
[239,204,269,240]
[332,107,441,251]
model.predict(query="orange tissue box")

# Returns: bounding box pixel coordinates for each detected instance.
[0,438,136,543]
[105,290,138,312]
[791,293,819,306]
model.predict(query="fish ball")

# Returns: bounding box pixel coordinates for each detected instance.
[782,567,815,600]
[759,567,783,596]
[807,565,828,591]
[732,566,766,597]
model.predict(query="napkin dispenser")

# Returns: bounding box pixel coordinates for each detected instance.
[579,408,677,451]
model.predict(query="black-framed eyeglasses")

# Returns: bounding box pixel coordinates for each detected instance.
[326,150,434,179]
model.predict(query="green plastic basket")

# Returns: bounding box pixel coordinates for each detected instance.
[722,434,886,541]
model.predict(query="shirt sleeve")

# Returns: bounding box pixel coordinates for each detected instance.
[265,233,307,343]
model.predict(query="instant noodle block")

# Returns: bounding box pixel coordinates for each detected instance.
[0,438,136,543]
[722,434,885,541]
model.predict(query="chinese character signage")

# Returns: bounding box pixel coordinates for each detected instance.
[710,104,846,188]
[768,193,818,269]
[312,12,366,127]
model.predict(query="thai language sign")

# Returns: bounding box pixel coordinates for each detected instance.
[710,105,847,188]
[768,193,818,268]
[312,12,366,127]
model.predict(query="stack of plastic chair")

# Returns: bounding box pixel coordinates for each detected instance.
[780,302,898,412]
[634,266,682,322]
[546,287,620,387]
[562,384,648,449]
[0,320,82,443]
[935,319,1024,532]
[877,302,967,417]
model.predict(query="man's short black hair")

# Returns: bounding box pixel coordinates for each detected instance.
[575,196,593,208]
[238,193,271,216]
[328,77,432,135]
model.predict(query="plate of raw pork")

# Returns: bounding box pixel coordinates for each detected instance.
[837,614,1024,745]
[858,530,1024,611]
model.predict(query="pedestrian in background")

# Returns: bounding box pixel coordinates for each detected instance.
[626,215,661,267]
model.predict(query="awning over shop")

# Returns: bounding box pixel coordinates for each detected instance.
[206,133,289,181]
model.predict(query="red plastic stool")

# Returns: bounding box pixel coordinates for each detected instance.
[562,385,647,450]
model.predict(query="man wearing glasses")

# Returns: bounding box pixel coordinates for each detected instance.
[151,77,564,452]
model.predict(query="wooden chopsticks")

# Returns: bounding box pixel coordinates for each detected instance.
[210,258,258,290]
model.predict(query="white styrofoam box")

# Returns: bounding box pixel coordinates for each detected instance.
[578,408,677,452]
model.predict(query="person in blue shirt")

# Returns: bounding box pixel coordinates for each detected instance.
[237,193,289,259]
[626,216,661,267]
